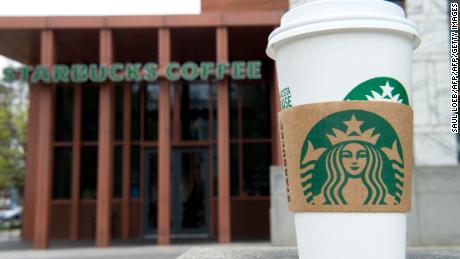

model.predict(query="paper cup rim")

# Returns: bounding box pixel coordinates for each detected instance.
[266,0,421,59]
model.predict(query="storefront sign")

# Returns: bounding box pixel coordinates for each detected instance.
[2,61,262,83]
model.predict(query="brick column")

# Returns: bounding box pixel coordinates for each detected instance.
[216,27,231,243]
[22,82,39,240]
[70,85,82,240]
[157,28,171,245]
[96,29,114,247]
[33,29,55,249]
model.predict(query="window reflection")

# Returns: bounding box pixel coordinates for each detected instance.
[243,144,271,196]
[131,83,141,141]
[145,150,158,230]
[241,82,271,139]
[180,82,210,141]
[114,83,124,141]
[228,80,272,197]
[54,86,73,141]
[81,85,99,141]
[130,145,140,198]
[177,151,207,229]
[211,85,217,140]
[113,145,122,198]
[52,147,72,199]
[230,144,240,196]
[229,83,238,139]
[80,146,98,199]
[212,144,218,197]
[144,83,160,141]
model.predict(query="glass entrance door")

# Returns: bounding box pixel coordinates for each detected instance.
[171,148,210,237]
[143,148,210,238]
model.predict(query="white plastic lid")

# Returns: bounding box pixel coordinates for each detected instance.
[266,0,421,59]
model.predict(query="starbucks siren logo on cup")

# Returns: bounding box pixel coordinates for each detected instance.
[278,102,413,213]
[300,111,404,207]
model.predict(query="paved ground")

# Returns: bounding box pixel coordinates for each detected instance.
[0,231,270,259]
[1,231,459,259]
[0,229,20,242]
[0,243,192,259]
[179,247,460,259]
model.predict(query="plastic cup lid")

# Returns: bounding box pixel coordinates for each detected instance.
[266,0,421,59]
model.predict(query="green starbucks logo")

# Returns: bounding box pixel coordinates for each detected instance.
[345,77,409,105]
[300,110,405,206]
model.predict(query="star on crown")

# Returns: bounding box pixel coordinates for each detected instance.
[366,81,403,103]
[326,115,380,145]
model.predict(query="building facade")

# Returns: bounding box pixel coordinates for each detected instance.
[0,0,289,248]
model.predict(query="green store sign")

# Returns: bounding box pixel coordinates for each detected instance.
[2,61,262,83]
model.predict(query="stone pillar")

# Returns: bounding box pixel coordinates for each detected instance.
[406,0,457,166]
[270,166,296,246]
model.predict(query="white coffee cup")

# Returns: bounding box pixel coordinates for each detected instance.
[267,1,420,259]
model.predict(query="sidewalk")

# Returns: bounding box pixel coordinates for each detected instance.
[0,243,192,259]
[0,229,20,243]
[1,233,459,259]
[0,233,270,259]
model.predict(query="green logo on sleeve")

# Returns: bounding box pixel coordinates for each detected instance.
[299,110,405,206]
[345,77,409,105]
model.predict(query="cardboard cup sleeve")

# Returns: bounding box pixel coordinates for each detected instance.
[278,101,413,213]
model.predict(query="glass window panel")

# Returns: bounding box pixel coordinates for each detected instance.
[80,146,98,199]
[229,83,238,139]
[145,150,158,230]
[243,144,271,196]
[81,85,99,141]
[115,83,124,141]
[180,82,210,140]
[113,145,122,199]
[241,82,271,139]
[212,144,218,197]
[211,84,217,140]
[52,147,72,199]
[178,151,207,229]
[130,145,140,199]
[144,83,160,141]
[230,143,240,196]
[131,83,141,141]
[54,86,74,141]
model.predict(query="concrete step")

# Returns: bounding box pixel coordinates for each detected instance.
[179,247,460,259]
